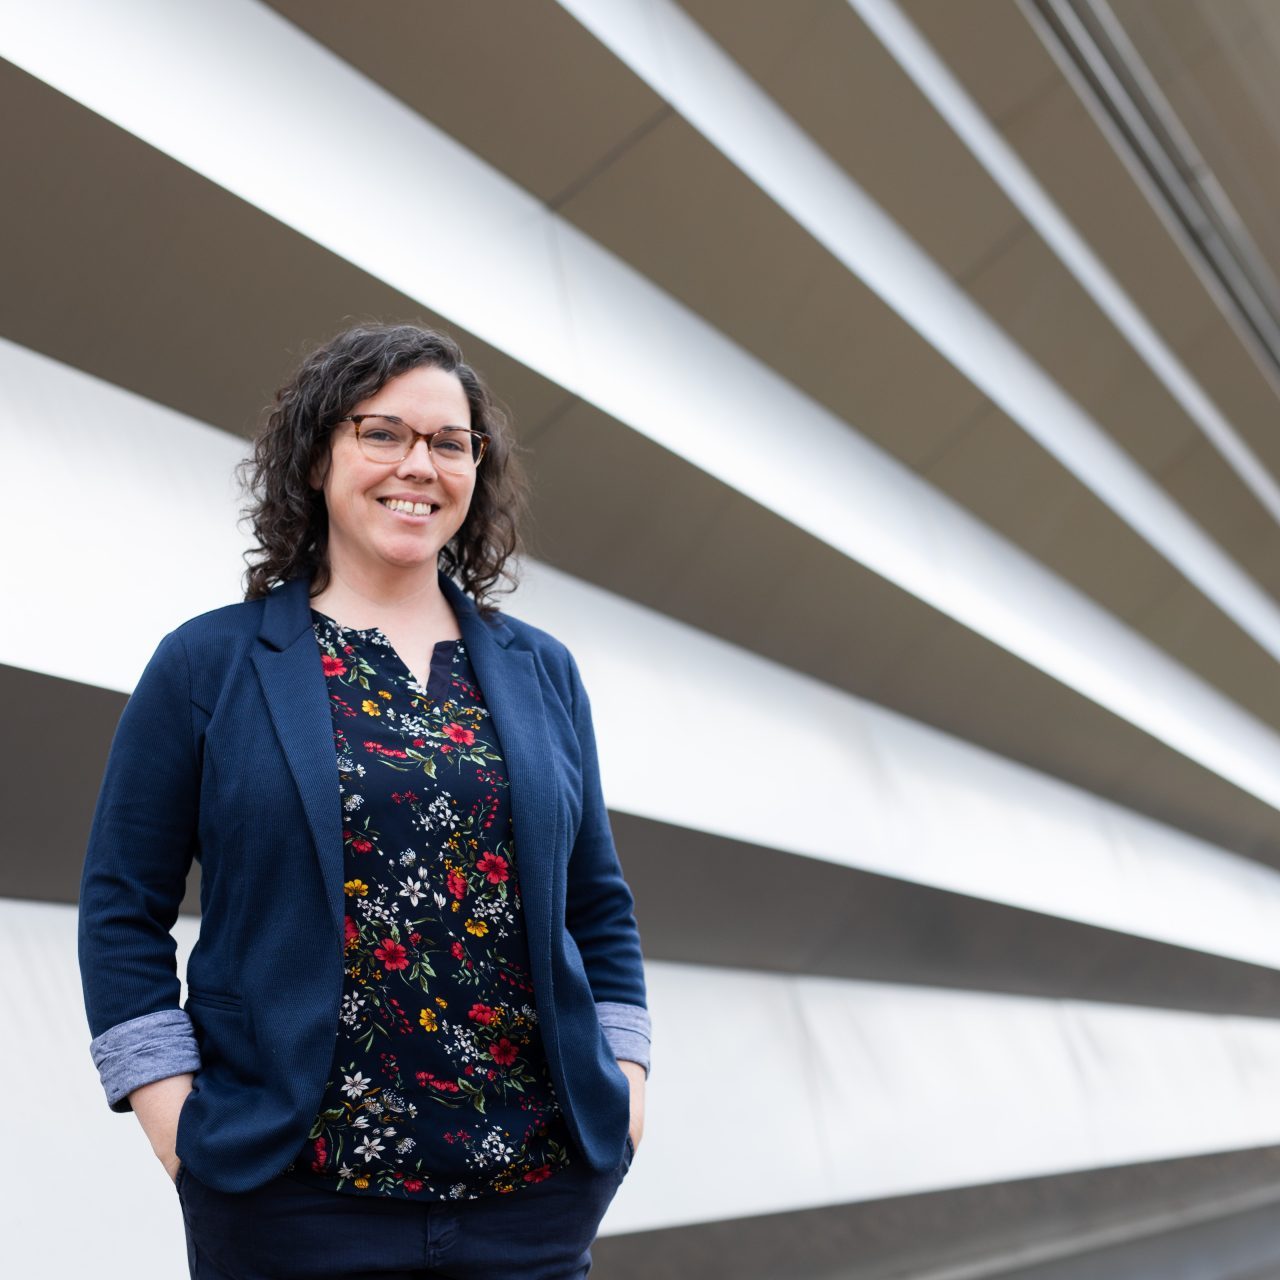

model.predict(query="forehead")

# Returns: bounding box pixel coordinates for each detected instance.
[360,365,470,421]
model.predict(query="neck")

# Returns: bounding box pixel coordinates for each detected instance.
[311,557,451,627]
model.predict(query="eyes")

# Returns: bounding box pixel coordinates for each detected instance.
[362,427,465,452]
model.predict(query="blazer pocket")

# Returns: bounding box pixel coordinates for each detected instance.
[186,986,243,1012]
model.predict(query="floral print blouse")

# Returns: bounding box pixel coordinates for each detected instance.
[283,610,572,1200]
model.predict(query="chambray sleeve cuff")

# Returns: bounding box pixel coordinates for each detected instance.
[597,1001,651,1077]
[90,1008,203,1113]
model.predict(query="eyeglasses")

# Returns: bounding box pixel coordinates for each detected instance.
[334,415,490,470]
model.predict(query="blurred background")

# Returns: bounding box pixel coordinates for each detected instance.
[4,0,1280,1275]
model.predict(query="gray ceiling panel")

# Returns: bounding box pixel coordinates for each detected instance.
[7,9,1280,875]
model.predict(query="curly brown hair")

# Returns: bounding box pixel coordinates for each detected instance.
[237,322,529,619]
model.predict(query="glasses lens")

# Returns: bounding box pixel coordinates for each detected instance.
[430,428,481,469]
[356,418,414,461]
[355,420,481,470]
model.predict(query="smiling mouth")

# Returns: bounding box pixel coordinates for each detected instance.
[378,498,439,517]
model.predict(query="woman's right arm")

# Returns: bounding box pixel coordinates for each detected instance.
[79,629,204,1171]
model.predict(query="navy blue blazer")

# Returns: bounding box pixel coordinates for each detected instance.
[78,571,649,1193]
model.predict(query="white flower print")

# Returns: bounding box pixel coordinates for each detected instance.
[478,1130,516,1166]
[424,795,458,832]
[355,1135,385,1162]
[396,1137,416,1154]
[340,993,366,1027]
[398,868,430,906]
[341,1071,371,1098]
[343,794,364,812]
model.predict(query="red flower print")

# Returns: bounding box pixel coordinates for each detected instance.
[451,941,465,961]
[468,1003,495,1025]
[321,654,347,677]
[447,869,467,900]
[403,1178,423,1193]
[413,738,425,748]
[490,1038,518,1066]
[344,915,359,949]
[524,1165,551,1183]
[409,932,422,946]
[351,838,373,854]
[416,1071,461,1093]
[375,938,409,971]
[476,853,509,884]
[444,722,476,746]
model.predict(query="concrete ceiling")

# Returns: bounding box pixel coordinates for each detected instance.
[5,1,1280,876]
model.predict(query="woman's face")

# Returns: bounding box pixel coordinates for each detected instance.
[311,364,477,583]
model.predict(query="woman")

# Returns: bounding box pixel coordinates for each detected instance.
[78,323,650,1278]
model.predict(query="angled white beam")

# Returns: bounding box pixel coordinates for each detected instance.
[5,7,1280,813]
[11,898,1280,1246]
[7,340,1280,974]
[554,0,1280,661]
[851,0,1280,526]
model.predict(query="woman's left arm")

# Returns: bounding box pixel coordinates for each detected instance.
[563,650,650,1141]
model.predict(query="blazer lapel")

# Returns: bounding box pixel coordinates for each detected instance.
[440,573,561,962]
[252,577,346,936]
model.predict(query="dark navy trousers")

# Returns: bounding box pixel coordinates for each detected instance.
[174,1138,635,1279]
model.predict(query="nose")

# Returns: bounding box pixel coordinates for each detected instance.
[396,435,439,480]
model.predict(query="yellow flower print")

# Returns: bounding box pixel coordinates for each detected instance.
[344,879,369,897]
[378,690,392,700]
[362,699,381,716]
[451,901,460,913]
[465,918,488,937]
[435,996,448,1008]
[419,1008,438,1031]
[353,1175,370,1189]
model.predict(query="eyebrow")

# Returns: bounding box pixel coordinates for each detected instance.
[368,413,472,431]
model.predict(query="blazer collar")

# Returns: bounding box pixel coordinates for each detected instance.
[258,570,516,652]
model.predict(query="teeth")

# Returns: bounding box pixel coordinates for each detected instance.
[381,498,435,515]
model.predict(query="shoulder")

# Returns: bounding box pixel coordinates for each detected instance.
[486,606,581,695]
[137,598,267,708]
[173,596,267,635]
[168,596,267,652]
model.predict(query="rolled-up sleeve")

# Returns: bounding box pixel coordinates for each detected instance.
[90,1008,202,1112]
[597,1001,652,1076]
